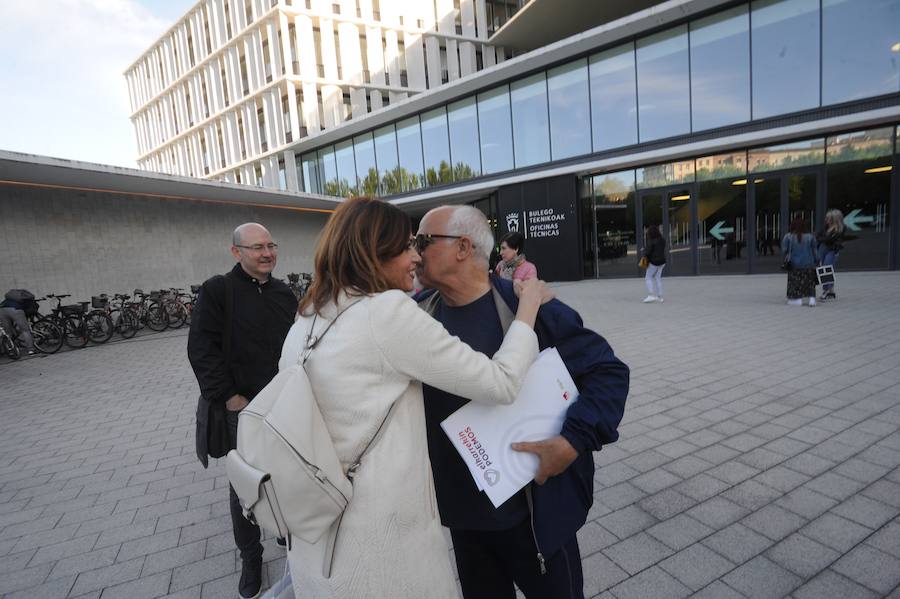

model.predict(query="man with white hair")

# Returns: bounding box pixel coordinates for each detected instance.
[188,222,298,599]
[415,205,629,599]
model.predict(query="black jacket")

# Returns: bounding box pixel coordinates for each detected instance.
[187,263,298,405]
[417,276,629,559]
[644,237,666,266]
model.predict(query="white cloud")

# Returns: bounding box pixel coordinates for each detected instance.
[0,0,175,167]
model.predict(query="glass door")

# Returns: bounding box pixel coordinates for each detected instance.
[638,186,697,276]
[750,170,819,273]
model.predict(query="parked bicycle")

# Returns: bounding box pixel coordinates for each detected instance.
[131,289,168,332]
[287,272,312,300]
[0,321,20,360]
[32,294,89,349]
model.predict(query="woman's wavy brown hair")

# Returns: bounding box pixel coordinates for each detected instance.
[299,196,412,315]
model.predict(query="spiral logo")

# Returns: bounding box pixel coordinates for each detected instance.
[495,415,561,483]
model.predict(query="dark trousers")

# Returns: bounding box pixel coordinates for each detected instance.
[450,519,584,599]
[227,410,263,564]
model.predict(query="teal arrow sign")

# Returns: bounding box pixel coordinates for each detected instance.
[709,220,735,241]
[843,209,873,231]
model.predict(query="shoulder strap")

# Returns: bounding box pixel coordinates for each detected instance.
[223,273,234,365]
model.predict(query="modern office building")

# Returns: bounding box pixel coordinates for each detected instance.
[124,0,522,187]
[131,0,900,281]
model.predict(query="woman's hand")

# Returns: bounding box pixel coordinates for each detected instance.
[514,278,554,305]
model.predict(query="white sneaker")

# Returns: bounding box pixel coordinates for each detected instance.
[657,297,664,303]
[642,295,657,303]
[808,298,816,307]
[786,298,802,306]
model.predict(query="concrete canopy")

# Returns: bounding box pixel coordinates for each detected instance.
[0,150,341,214]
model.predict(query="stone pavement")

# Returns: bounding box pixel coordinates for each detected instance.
[1,272,899,599]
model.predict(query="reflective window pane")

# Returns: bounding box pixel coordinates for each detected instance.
[318,147,339,196]
[751,0,820,119]
[592,170,637,277]
[696,151,748,181]
[698,176,748,274]
[826,131,892,269]
[374,125,400,195]
[636,159,695,189]
[421,107,452,186]
[396,116,425,191]
[478,86,514,174]
[511,73,550,167]
[636,25,690,142]
[334,139,357,196]
[749,138,825,172]
[353,133,378,195]
[667,189,695,276]
[690,5,750,130]
[548,60,592,160]
[590,44,638,151]
[448,97,481,181]
[300,152,320,194]
[822,0,900,104]
[826,127,894,163]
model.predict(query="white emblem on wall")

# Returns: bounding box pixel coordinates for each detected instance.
[506,212,520,232]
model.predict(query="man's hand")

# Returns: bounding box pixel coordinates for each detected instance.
[511,435,578,485]
[225,394,249,412]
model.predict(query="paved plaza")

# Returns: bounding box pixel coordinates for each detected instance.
[1,272,899,599]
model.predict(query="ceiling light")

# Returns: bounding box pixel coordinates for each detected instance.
[864,166,892,174]
[731,179,747,186]
[671,194,690,201]
[892,42,900,52]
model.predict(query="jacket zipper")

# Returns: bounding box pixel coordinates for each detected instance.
[525,485,547,575]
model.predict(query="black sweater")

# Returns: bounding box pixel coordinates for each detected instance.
[187,263,298,404]
[644,237,666,266]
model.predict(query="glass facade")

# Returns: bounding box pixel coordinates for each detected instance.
[396,116,424,192]
[589,170,637,277]
[822,0,900,105]
[447,98,481,181]
[374,124,400,195]
[334,140,357,196]
[421,107,452,186]
[511,73,551,168]
[478,86,514,174]
[751,0,820,119]
[589,44,638,151]
[548,60,592,160]
[749,138,825,172]
[636,26,691,142]
[353,133,378,195]
[690,5,750,130]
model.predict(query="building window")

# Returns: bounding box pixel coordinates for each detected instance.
[318,146,338,195]
[421,107,452,186]
[636,25,690,142]
[374,124,400,195]
[690,4,750,131]
[548,59,591,160]
[353,132,379,195]
[477,86,514,174]
[511,73,550,168]
[334,139,357,196]
[751,0,820,119]
[748,138,825,172]
[396,116,425,191]
[447,97,482,181]
[822,0,900,104]
[590,43,638,151]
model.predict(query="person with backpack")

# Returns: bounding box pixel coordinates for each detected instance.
[1,290,37,355]
[277,197,549,598]
[187,223,298,599]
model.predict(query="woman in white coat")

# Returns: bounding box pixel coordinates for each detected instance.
[279,197,547,598]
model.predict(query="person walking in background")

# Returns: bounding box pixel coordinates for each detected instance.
[495,231,538,281]
[188,223,298,599]
[817,209,845,301]
[782,217,818,307]
[642,225,666,303]
[0,292,36,355]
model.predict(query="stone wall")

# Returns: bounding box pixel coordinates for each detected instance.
[0,184,330,302]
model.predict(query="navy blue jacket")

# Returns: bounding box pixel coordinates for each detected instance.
[418,276,629,558]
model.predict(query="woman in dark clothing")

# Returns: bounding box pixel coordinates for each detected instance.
[782,217,818,306]
[642,225,666,303]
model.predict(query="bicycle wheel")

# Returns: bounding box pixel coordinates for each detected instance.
[165,301,187,329]
[114,310,138,339]
[86,312,114,344]
[146,302,168,332]
[1,334,20,360]
[63,317,89,348]
[32,318,63,354]
[183,301,193,326]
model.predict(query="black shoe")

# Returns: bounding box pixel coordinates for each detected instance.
[827,292,836,300]
[276,536,287,547]
[239,559,263,599]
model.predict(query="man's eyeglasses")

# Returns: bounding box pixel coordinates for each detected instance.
[235,243,279,252]
[413,234,466,253]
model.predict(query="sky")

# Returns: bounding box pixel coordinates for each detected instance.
[0,0,197,168]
